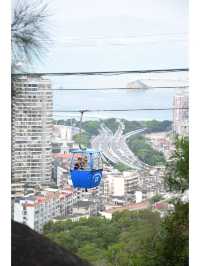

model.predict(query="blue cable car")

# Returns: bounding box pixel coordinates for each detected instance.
[70,148,103,189]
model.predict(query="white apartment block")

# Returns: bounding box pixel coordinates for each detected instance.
[102,170,139,198]
[173,93,189,136]
[12,77,53,193]
[14,188,78,233]
[52,125,80,143]
[141,166,166,196]
[52,125,80,153]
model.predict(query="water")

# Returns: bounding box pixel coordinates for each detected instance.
[51,71,188,121]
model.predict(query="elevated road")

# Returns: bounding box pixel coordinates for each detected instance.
[124,128,146,139]
[91,123,150,170]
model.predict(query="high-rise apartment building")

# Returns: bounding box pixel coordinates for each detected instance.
[12,76,53,194]
[173,93,189,136]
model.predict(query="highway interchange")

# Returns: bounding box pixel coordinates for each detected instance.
[91,122,150,170]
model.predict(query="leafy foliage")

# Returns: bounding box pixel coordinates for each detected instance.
[155,202,189,266]
[127,135,166,165]
[141,120,172,133]
[121,119,171,134]
[102,118,119,134]
[44,211,161,266]
[114,162,132,172]
[73,132,90,148]
[82,121,100,136]
[121,120,143,134]
[12,0,51,69]
[149,194,163,204]
[165,137,189,192]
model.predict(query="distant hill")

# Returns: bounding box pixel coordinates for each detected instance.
[127,80,149,89]
[12,221,91,266]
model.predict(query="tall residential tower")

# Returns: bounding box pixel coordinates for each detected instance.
[11,76,53,194]
[173,93,189,137]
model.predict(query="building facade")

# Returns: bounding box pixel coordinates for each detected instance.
[102,170,139,200]
[173,93,189,136]
[11,77,53,194]
[14,188,78,233]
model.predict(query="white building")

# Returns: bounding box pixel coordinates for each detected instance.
[135,191,143,203]
[52,125,80,152]
[173,93,189,136]
[12,77,53,194]
[102,170,139,199]
[14,188,78,233]
[123,171,139,195]
[56,166,68,187]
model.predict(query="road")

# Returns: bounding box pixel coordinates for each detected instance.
[91,122,150,170]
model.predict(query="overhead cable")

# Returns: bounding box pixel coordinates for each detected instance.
[53,85,188,91]
[53,107,189,113]
[12,68,189,77]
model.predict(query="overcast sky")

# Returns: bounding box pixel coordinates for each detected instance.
[32,0,188,72]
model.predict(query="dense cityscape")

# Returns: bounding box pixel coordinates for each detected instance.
[11,76,188,233]
[10,1,189,265]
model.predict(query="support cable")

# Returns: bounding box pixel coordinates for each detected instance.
[53,107,189,113]
[11,68,189,77]
[53,85,189,91]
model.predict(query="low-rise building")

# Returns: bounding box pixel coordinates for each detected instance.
[140,166,166,197]
[56,166,69,188]
[100,200,150,219]
[102,170,140,200]
[14,188,78,233]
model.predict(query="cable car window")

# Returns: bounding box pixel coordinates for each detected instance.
[71,153,90,170]
[69,149,103,189]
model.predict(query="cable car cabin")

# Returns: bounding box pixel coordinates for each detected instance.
[70,148,103,189]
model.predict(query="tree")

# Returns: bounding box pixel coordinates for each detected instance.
[127,135,166,166]
[102,119,119,134]
[73,132,90,148]
[142,120,172,133]
[155,136,189,266]
[165,137,189,192]
[150,194,163,204]
[11,0,50,71]
[44,211,161,266]
[77,243,106,265]
[82,121,100,136]
[155,202,189,266]
[114,162,132,172]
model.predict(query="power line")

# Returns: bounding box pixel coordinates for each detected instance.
[40,32,187,42]
[12,68,189,77]
[54,85,188,91]
[53,107,189,113]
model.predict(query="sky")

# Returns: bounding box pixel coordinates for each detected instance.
[23,0,189,121]
[35,0,188,72]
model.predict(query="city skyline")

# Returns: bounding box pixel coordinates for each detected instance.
[9,1,189,265]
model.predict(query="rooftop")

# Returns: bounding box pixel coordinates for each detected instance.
[104,200,150,214]
[15,189,75,207]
